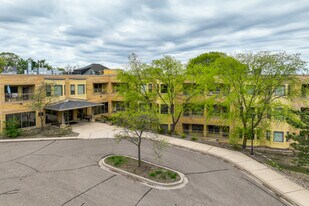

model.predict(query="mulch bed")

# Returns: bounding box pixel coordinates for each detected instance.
[105,155,180,183]
[0,126,79,139]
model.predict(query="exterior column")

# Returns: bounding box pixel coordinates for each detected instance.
[60,111,66,128]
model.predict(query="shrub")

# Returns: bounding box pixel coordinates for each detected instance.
[4,118,21,138]
[191,136,198,141]
[181,133,186,139]
[149,172,156,177]
[107,156,127,166]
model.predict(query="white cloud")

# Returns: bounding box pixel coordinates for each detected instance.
[0,0,308,69]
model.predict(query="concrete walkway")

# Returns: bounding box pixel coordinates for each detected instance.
[0,122,308,206]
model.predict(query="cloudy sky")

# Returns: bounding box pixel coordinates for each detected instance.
[0,0,308,69]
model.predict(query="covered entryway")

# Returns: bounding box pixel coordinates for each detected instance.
[45,99,103,126]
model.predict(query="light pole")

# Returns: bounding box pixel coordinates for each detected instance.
[250,112,255,155]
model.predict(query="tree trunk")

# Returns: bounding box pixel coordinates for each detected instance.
[171,123,175,134]
[242,137,247,149]
[40,117,44,131]
[138,143,141,167]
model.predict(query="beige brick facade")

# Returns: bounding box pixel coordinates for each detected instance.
[0,73,308,149]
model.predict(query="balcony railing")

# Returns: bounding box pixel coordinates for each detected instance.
[93,88,108,94]
[5,93,33,102]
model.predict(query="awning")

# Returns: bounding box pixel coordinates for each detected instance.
[45,100,102,111]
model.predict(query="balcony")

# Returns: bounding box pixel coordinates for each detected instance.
[5,93,33,102]
[93,88,108,94]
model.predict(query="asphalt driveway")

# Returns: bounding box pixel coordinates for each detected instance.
[0,139,285,206]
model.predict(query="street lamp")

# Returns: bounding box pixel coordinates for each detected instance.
[250,112,255,155]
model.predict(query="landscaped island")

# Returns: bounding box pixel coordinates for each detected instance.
[104,155,180,184]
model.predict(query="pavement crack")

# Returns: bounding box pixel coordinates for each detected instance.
[42,164,97,173]
[185,168,229,175]
[32,153,64,158]
[61,175,116,206]
[135,188,152,206]
[0,189,20,196]
[0,140,56,165]
[16,161,39,172]
[0,176,21,181]
[15,162,97,173]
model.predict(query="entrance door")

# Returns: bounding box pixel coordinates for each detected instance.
[77,109,86,119]
[64,110,74,122]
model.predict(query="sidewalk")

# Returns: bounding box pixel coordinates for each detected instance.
[163,136,309,206]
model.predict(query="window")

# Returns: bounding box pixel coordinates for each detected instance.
[160,124,168,133]
[266,130,271,140]
[208,125,220,134]
[160,104,169,114]
[78,84,85,95]
[70,85,75,95]
[54,85,63,96]
[183,124,190,134]
[46,85,52,96]
[45,110,57,124]
[93,102,109,115]
[93,84,102,93]
[148,84,152,93]
[273,131,284,142]
[161,84,168,93]
[6,112,36,128]
[113,101,125,112]
[192,124,203,133]
[140,84,147,94]
[275,85,285,96]
[301,84,309,97]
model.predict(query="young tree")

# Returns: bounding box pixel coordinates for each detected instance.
[113,109,166,167]
[210,52,306,148]
[117,53,155,108]
[28,83,56,130]
[286,109,309,166]
[150,55,204,134]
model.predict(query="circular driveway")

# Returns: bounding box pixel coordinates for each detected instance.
[0,139,285,206]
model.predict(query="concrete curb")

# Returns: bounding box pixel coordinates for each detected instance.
[166,137,309,206]
[99,155,188,190]
[0,136,79,143]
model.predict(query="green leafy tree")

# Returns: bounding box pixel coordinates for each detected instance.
[113,109,167,167]
[150,55,203,133]
[189,51,306,148]
[0,57,5,73]
[286,109,309,166]
[117,53,155,108]
[0,52,27,73]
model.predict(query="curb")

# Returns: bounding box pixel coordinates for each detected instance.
[99,155,188,190]
[0,136,79,143]
[166,137,309,206]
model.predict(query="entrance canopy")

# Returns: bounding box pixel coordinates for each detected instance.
[45,100,102,111]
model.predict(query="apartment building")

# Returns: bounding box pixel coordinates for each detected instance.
[0,72,308,149]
